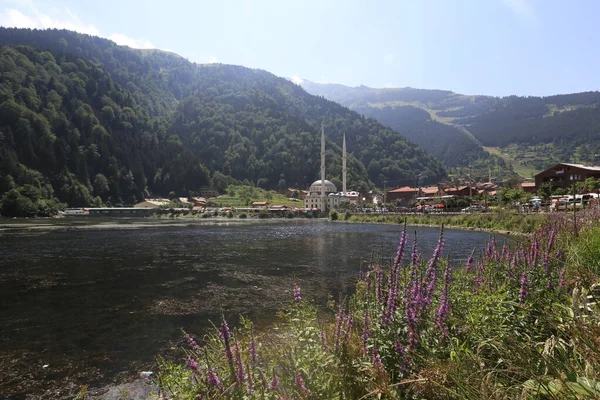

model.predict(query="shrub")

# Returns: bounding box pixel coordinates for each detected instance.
[238,213,247,219]
[329,210,338,221]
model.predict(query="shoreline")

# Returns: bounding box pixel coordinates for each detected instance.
[336,218,530,236]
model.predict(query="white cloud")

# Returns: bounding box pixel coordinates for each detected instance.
[500,0,536,21]
[0,2,155,49]
[108,33,154,49]
[207,56,218,64]
[384,53,395,63]
[291,74,303,85]
[0,8,37,28]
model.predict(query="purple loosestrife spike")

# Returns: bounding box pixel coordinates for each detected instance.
[187,356,199,371]
[559,268,566,288]
[519,272,528,303]
[362,311,371,354]
[319,330,329,350]
[372,347,383,369]
[391,229,408,281]
[295,372,309,397]
[375,267,384,304]
[206,367,223,390]
[233,343,246,384]
[269,374,279,390]
[343,314,353,343]
[185,333,200,353]
[220,318,235,374]
[465,249,475,271]
[547,228,557,251]
[422,230,444,311]
[334,305,343,350]
[293,284,302,304]
[249,337,257,369]
[359,269,365,281]
[435,261,452,337]
[247,366,254,394]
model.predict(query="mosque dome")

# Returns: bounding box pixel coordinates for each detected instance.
[309,179,337,193]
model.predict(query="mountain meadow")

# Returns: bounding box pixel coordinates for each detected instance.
[0,28,446,216]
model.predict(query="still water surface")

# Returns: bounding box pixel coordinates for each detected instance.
[0,219,496,398]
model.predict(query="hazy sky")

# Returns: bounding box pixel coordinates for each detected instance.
[0,0,598,96]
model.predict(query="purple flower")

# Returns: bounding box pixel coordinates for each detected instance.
[334,305,344,350]
[362,311,371,354]
[375,267,384,304]
[249,331,257,368]
[220,317,234,372]
[247,367,254,394]
[233,343,245,384]
[185,333,200,352]
[186,356,199,371]
[547,228,557,251]
[464,249,475,271]
[293,284,302,304]
[269,374,280,390]
[295,372,309,396]
[422,230,444,312]
[372,347,383,369]
[205,367,223,390]
[518,272,528,303]
[319,330,329,350]
[435,261,452,337]
[343,313,353,343]
[559,268,566,288]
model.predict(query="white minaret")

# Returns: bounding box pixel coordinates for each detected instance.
[342,133,347,196]
[320,123,326,210]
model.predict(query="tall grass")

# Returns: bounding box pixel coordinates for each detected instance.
[346,212,545,234]
[155,206,600,399]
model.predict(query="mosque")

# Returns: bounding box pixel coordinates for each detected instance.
[303,124,353,211]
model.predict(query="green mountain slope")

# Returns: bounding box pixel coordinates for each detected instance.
[0,28,445,214]
[301,81,600,179]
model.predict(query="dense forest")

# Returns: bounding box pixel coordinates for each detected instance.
[0,28,446,215]
[302,81,600,178]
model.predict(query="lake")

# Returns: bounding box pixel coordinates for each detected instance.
[0,219,498,399]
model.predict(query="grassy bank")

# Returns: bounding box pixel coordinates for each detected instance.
[141,207,600,399]
[343,212,545,234]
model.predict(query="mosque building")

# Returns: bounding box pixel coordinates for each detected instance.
[303,124,352,211]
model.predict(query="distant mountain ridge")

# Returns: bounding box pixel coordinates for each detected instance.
[301,80,600,179]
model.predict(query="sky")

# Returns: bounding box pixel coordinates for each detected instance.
[0,0,598,96]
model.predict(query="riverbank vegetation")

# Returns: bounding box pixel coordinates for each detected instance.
[343,212,546,234]
[154,205,600,399]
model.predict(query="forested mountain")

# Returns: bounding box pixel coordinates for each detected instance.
[0,28,445,214]
[301,81,600,179]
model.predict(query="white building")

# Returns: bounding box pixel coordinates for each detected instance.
[303,125,352,211]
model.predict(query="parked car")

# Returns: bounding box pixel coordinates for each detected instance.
[461,205,484,213]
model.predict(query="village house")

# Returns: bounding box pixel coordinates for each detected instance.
[134,198,169,208]
[518,182,537,193]
[386,186,420,205]
[534,163,600,189]
[442,185,473,197]
[199,187,219,198]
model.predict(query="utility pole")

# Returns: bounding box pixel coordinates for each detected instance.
[573,181,578,236]
[469,165,473,199]
[383,179,387,210]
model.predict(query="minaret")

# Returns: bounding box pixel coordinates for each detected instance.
[342,134,347,196]
[320,123,326,210]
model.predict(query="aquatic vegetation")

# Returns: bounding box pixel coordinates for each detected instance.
[157,206,600,399]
